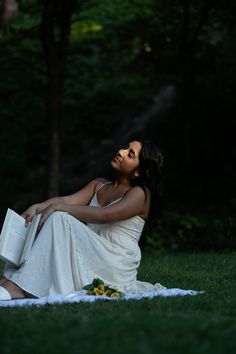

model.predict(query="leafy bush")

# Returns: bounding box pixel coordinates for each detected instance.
[144,211,236,252]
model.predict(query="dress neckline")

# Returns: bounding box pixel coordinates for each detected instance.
[95,181,123,208]
[95,191,122,208]
[94,185,145,223]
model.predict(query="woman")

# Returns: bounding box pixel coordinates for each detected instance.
[0,139,166,300]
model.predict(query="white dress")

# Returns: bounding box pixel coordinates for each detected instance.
[3,184,166,297]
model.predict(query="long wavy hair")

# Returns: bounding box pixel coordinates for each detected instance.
[131,139,165,225]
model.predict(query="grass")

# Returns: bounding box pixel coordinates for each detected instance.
[0,251,236,354]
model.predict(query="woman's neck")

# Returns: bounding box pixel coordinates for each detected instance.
[112,175,131,188]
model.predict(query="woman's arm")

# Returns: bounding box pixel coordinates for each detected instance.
[38,186,150,228]
[22,178,104,224]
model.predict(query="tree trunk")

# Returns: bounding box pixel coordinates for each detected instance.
[41,0,75,197]
[0,0,18,27]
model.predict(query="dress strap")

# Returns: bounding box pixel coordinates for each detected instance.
[96,181,111,193]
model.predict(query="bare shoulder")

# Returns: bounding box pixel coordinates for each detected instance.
[62,177,110,205]
[93,177,110,191]
[124,186,151,204]
[122,186,151,220]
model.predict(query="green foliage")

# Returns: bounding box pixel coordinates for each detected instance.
[0,0,235,235]
[145,212,236,252]
[83,277,104,290]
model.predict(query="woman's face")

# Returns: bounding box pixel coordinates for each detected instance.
[111,140,142,175]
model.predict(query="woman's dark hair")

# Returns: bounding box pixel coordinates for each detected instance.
[131,139,165,225]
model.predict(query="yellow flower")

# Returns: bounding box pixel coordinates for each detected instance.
[94,287,105,296]
[97,284,105,291]
[105,290,113,296]
[110,292,120,297]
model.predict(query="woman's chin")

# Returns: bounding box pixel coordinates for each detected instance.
[110,160,118,168]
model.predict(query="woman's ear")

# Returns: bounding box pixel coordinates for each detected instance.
[132,168,141,178]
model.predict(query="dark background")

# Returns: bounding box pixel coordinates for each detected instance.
[0,0,235,251]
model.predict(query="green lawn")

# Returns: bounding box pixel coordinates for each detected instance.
[0,251,235,354]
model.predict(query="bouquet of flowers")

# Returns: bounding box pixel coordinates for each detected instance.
[83,278,123,298]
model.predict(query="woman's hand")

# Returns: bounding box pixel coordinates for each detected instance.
[22,204,39,225]
[38,203,65,230]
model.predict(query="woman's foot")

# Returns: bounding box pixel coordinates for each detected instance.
[0,280,26,299]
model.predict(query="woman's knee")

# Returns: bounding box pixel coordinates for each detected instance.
[51,211,67,222]
[45,211,67,225]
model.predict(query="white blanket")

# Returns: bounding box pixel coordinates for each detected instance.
[0,288,204,308]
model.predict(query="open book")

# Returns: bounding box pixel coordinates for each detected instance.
[0,208,41,267]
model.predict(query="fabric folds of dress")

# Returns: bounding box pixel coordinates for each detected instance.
[4,188,166,297]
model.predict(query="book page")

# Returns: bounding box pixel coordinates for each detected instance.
[20,213,41,265]
[0,209,29,265]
